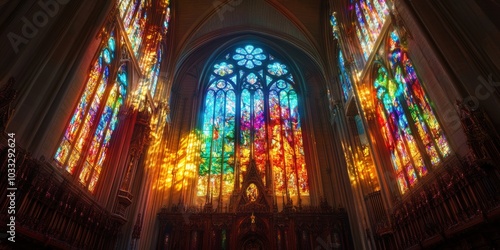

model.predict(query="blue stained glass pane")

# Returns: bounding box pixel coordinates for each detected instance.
[246,60,255,69]
[266,76,273,85]
[236,48,247,55]
[330,14,339,39]
[268,62,288,76]
[252,48,263,54]
[339,51,353,102]
[245,45,254,54]
[118,71,127,86]
[254,54,266,60]
[108,36,116,53]
[103,49,112,64]
[233,54,244,60]
[246,73,258,85]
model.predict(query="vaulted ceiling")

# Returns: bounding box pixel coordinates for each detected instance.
[167,0,335,97]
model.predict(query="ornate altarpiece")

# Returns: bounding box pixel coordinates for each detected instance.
[157,161,353,250]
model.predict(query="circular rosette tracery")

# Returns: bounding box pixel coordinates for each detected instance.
[233,45,267,69]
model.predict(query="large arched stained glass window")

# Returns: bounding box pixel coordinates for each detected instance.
[374,31,451,194]
[198,45,309,200]
[352,0,390,60]
[388,31,451,160]
[375,67,420,194]
[54,32,128,193]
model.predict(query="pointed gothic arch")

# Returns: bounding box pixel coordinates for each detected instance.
[197,43,310,206]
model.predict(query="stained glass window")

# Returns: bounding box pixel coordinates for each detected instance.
[329,12,353,103]
[118,0,133,20]
[163,7,171,35]
[119,0,147,56]
[135,6,170,101]
[338,51,353,102]
[145,44,163,97]
[352,0,389,60]
[198,45,309,200]
[330,13,340,40]
[388,31,451,160]
[374,31,451,194]
[54,32,128,193]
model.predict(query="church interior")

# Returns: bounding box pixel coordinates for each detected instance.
[1,0,499,249]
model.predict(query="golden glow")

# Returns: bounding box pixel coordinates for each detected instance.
[175,130,201,192]
[339,114,379,192]
[353,147,379,192]
[145,114,201,196]
[144,102,170,191]
[358,84,375,119]
[160,0,170,7]
[133,39,164,110]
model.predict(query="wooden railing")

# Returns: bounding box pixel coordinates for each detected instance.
[0,147,123,249]
[388,157,500,249]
